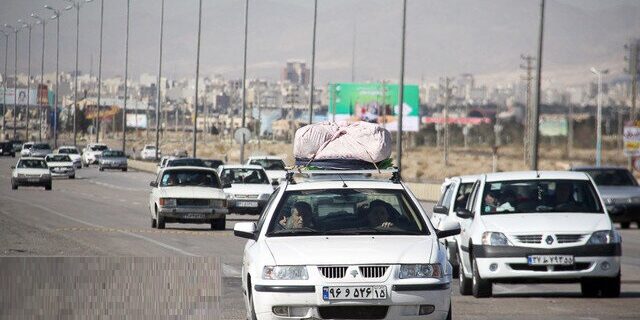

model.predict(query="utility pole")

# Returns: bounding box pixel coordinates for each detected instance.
[155,0,165,160]
[4,24,18,140]
[381,80,387,128]
[1,30,8,138]
[20,21,33,141]
[32,13,46,142]
[625,40,639,122]
[440,77,453,166]
[530,0,546,170]
[520,54,534,164]
[96,0,104,143]
[192,0,203,157]
[122,0,130,153]
[308,0,317,125]
[397,0,407,174]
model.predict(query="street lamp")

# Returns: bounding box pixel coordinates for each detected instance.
[44,4,66,149]
[64,0,94,147]
[0,29,8,138]
[31,13,46,142]
[155,0,165,160]
[4,24,18,140]
[122,0,130,153]
[95,0,104,143]
[590,67,609,167]
[308,0,317,125]
[19,20,33,141]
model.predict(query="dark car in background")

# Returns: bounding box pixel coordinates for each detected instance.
[572,166,640,229]
[202,159,224,170]
[0,141,16,157]
[166,157,206,168]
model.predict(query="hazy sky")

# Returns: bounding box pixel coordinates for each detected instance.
[0,0,639,87]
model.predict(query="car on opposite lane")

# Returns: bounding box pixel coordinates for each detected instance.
[44,154,76,179]
[29,143,53,158]
[140,144,160,160]
[82,143,109,166]
[233,169,460,320]
[56,146,82,169]
[218,165,274,215]
[572,166,640,229]
[98,150,128,172]
[149,166,229,230]
[11,157,52,190]
[455,171,621,298]
[246,156,287,185]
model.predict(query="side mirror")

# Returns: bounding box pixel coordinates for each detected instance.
[10,165,15,169]
[456,208,473,219]
[271,179,280,187]
[222,182,232,189]
[432,205,448,215]
[436,219,461,238]
[234,222,257,240]
[149,181,158,187]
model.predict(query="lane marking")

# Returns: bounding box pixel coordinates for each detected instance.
[0,195,198,257]
[55,227,232,237]
[87,180,147,192]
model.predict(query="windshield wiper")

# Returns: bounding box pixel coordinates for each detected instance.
[270,227,319,236]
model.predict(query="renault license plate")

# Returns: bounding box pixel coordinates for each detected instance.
[527,255,574,265]
[185,213,205,219]
[237,201,258,208]
[322,286,387,300]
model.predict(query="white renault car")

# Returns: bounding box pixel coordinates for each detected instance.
[233,169,459,320]
[149,166,229,230]
[11,157,52,190]
[218,165,275,215]
[82,143,109,166]
[57,146,82,169]
[246,156,287,185]
[44,154,76,179]
[455,171,621,298]
[140,144,160,160]
[20,141,35,157]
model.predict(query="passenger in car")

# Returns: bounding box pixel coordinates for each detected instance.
[367,200,395,228]
[279,201,315,229]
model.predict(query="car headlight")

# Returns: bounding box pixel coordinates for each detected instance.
[210,199,227,208]
[258,193,271,200]
[482,232,511,246]
[17,173,26,178]
[159,198,176,207]
[262,266,308,280]
[398,264,442,279]
[587,230,621,245]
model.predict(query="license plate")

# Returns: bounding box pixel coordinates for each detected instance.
[184,213,205,219]
[527,255,574,265]
[237,201,258,208]
[27,178,40,182]
[322,286,387,301]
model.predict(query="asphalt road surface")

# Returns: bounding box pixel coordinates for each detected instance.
[0,156,639,319]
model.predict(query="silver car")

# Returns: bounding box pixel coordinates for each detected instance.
[29,143,53,158]
[99,150,128,172]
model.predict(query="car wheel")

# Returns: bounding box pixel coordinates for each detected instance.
[601,272,621,298]
[151,217,157,229]
[472,258,492,298]
[581,279,600,297]
[458,251,472,296]
[11,180,18,190]
[99,167,104,172]
[447,241,459,278]
[45,182,52,191]
[247,277,258,320]
[211,217,226,230]
[157,215,165,229]
[69,175,75,179]
[446,302,452,320]
[620,222,630,229]
[122,168,127,172]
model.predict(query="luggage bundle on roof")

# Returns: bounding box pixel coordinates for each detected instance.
[293,121,393,170]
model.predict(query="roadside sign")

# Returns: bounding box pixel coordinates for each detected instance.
[623,126,640,156]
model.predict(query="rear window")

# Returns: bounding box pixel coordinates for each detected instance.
[91,145,109,151]
[266,188,428,237]
[168,158,206,167]
[33,143,51,149]
[58,148,79,154]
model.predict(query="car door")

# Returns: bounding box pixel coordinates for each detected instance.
[458,179,481,272]
[149,172,162,217]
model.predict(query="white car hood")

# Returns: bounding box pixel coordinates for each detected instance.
[265,236,435,265]
[159,186,225,199]
[67,154,81,162]
[224,183,273,195]
[481,213,611,234]
[265,170,286,181]
[47,161,74,168]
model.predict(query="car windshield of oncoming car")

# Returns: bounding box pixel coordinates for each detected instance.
[454,182,474,211]
[102,151,125,158]
[18,159,48,169]
[160,170,220,188]
[46,155,71,162]
[581,169,637,187]
[91,145,109,151]
[59,148,79,154]
[168,158,206,167]
[23,143,33,149]
[249,159,285,171]
[481,180,603,215]
[221,168,269,184]
[33,143,51,150]
[266,188,428,236]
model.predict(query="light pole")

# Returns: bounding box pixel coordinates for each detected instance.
[31,13,46,142]
[1,30,8,138]
[308,0,317,125]
[155,0,165,160]
[19,20,33,141]
[4,24,18,140]
[396,0,408,175]
[240,0,249,163]
[95,0,104,143]
[45,5,64,149]
[530,0,546,170]
[122,0,130,153]
[192,0,203,157]
[591,67,608,167]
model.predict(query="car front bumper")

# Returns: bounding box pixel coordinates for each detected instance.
[100,162,127,169]
[13,177,51,186]
[251,281,451,320]
[473,244,621,281]
[50,168,75,177]
[158,207,228,223]
[607,204,640,223]
[228,199,268,214]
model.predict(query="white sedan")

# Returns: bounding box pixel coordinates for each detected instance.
[82,143,109,166]
[149,166,229,230]
[233,169,459,320]
[56,146,82,169]
[140,144,160,160]
[246,156,287,185]
[20,141,35,157]
[455,171,621,298]
[11,157,52,190]
[44,154,76,179]
[218,165,274,215]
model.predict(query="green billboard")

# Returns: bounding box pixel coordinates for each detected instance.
[328,82,420,131]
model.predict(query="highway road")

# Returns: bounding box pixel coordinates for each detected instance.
[1,156,639,319]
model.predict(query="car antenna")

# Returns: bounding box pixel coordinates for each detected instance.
[536,170,540,178]
[338,174,348,188]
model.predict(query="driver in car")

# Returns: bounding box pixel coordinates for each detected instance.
[367,200,395,228]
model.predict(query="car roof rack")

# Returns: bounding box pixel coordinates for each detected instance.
[285,167,401,184]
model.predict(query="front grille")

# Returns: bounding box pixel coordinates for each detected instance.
[555,234,585,244]
[509,263,590,272]
[235,194,259,199]
[318,306,388,320]
[318,266,347,279]
[176,198,209,207]
[359,266,388,278]
[515,235,542,244]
